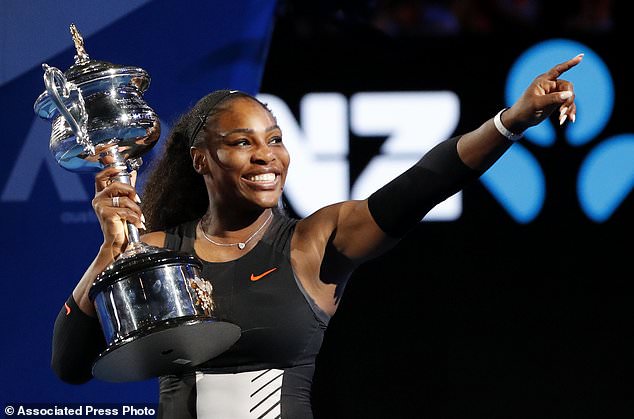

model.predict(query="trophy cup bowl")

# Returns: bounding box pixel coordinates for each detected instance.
[34,24,240,382]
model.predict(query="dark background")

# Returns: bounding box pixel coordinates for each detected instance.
[261,2,632,418]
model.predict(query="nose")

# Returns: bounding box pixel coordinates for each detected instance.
[251,142,275,164]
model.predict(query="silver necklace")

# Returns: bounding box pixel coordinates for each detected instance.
[198,211,273,250]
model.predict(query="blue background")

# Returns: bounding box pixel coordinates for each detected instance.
[1,0,276,406]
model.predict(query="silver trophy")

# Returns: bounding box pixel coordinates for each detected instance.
[34,24,240,382]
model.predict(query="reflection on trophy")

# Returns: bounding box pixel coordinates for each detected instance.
[33,24,240,382]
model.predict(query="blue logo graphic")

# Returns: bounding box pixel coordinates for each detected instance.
[481,38,632,223]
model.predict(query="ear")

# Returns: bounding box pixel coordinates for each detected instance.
[190,147,208,175]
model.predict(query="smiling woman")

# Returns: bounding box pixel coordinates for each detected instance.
[50,54,583,418]
[190,94,288,219]
[142,90,285,233]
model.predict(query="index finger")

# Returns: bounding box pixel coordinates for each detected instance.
[95,167,137,193]
[545,53,584,80]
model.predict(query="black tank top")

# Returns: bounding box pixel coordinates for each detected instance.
[158,212,329,419]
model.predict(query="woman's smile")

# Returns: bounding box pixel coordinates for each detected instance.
[241,171,280,189]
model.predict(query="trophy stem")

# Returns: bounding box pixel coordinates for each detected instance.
[99,146,143,247]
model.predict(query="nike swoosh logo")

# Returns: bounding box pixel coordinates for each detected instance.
[250,267,278,282]
[64,302,71,316]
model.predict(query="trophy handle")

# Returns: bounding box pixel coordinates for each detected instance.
[42,64,95,155]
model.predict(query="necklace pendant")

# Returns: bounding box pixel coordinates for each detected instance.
[237,242,246,250]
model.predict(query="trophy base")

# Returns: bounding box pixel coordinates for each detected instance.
[92,317,241,382]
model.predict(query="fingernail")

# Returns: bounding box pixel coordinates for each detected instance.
[576,53,584,58]
[571,113,576,123]
[135,194,142,203]
[140,223,147,231]
[141,214,146,223]
[559,114,568,125]
[560,91,573,100]
[560,106,568,116]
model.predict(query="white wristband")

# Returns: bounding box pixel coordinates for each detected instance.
[494,108,523,141]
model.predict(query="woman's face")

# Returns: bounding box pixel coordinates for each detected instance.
[200,96,289,210]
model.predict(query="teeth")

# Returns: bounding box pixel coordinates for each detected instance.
[248,173,275,182]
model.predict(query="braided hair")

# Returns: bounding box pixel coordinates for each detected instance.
[141,90,265,232]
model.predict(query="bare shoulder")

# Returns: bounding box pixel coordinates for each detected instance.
[295,199,394,264]
[140,231,166,247]
[293,201,349,245]
[292,199,374,258]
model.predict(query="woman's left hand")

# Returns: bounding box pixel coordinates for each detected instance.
[503,53,583,133]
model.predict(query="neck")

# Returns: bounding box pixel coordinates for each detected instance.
[201,206,273,239]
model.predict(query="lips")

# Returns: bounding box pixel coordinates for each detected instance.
[241,170,280,189]
[247,173,276,182]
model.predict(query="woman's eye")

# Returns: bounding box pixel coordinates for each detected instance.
[233,139,249,146]
[269,136,282,144]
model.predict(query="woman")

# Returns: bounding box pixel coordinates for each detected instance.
[52,54,582,418]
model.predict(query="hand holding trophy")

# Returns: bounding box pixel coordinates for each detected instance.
[34,24,240,382]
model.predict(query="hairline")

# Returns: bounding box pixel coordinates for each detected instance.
[191,93,275,147]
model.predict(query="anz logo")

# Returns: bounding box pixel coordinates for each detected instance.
[264,39,631,223]
[2,39,630,224]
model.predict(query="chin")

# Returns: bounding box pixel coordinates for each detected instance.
[256,199,281,209]
[249,192,282,210]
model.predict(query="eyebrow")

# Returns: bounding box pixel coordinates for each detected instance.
[218,125,281,137]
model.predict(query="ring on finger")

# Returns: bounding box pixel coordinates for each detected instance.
[112,196,120,207]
